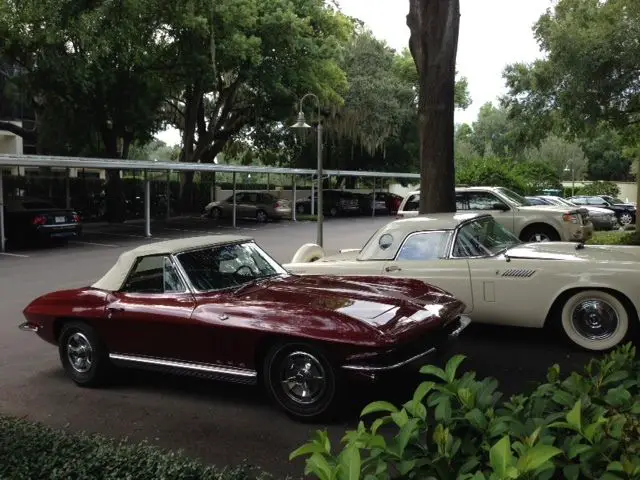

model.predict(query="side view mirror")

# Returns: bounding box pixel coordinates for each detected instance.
[492,203,510,211]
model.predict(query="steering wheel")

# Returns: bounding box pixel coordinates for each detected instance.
[233,265,254,277]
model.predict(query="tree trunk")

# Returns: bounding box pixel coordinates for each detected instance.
[407,0,460,214]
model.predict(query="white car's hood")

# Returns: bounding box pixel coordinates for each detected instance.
[518,205,583,214]
[506,242,640,262]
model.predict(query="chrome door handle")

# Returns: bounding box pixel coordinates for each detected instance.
[385,265,401,272]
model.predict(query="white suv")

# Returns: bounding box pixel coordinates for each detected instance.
[397,186,594,242]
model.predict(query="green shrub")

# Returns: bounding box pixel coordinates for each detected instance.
[588,231,640,246]
[291,344,640,480]
[580,181,621,198]
[0,416,275,480]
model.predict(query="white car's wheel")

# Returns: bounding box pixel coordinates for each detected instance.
[290,243,325,263]
[560,290,630,351]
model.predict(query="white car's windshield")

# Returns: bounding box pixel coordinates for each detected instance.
[176,242,287,292]
[495,187,528,207]
[452,216,521,258]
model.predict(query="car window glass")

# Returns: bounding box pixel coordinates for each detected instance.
[23,201,56,209]
[587,197,606,205]
[247,193,258,203]
[404,194,419,211]
[396,231,451,261]
[122,255,186,293]
[456,193,468,210]
[176,242,282,292]
[453,217,520,258]
[467,192,506,210]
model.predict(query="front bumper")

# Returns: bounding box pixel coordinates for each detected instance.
[19,322,40,332]
[340,315,471,377]
[566,222,593,242]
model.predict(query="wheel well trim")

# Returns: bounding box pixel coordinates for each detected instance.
[544,287,638,328]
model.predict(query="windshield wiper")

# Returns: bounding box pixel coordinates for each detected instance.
[232,273,283,295]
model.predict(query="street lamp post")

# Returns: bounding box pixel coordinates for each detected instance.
[290,93,323,247]
[564,163,575,196]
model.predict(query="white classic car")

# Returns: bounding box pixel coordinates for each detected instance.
[284,212,640,352]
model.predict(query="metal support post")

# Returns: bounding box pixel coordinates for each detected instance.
[292,175,297,221]
[317,123,323,247]
[372,177,376,218]
[0,168,5,252]
[310,178,315,216]
[65,168,71,209]
[165,170,171,220]
[144,170,151,237]
[232,172,237,228]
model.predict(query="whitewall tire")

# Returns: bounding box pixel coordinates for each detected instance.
[290,244,325,263]
[560,290,630,351]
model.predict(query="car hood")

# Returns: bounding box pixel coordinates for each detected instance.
[584,206,615,215]
[231,275,464,334]
[505,242,640,262]
[518,204,583,215]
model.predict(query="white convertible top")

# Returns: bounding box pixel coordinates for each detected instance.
[91,234,252,291]
[388,212,488,233]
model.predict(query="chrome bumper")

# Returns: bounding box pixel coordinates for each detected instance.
[18,322,39,332]
[341,315,472,373]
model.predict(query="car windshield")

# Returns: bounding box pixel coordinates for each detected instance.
[495,187,527,207]
[176,241,287,292]
[452,216,521,258]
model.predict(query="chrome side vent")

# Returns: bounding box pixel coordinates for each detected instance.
[501,269,536,278]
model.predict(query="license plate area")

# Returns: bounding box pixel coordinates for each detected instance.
[55,216,66,223]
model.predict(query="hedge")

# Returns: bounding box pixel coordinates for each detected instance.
[0,416,277,480]
[292,343,640,479]
[587,230,640,246]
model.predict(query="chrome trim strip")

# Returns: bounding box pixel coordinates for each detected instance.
[109,353,257,384]
[341,347,437,372]
[449,315,471,337]
[18,322,39,332]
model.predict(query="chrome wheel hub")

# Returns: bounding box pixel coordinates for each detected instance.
[620,213,632,225]
[280,351,326,405]
[571,299,619,340]
[67,332,93,373]
[530,233,550,242]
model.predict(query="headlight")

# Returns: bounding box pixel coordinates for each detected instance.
[562,213,579,224]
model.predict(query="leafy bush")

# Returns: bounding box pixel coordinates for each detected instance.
[0,415,275,480]
[579,181,621,197]
[456,157,561,195]
[588,231,640,246]
[292,344,640,480]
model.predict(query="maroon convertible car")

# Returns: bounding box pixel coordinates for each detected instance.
[20,235,470,420]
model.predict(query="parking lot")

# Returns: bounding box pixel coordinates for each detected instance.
[0,215,596,477]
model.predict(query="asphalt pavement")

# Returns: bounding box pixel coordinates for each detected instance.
[0,215,596,478]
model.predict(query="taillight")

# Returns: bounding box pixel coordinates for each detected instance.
[32,215,47,225]
[562,213,579,224]
[274,201,282,208]
[72,214,80,223]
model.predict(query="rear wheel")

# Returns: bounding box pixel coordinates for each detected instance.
[58,321,112,387]
[208,207,222,220]
[262,342,337,421]
[559,290,630,351]
[256,209,268,223]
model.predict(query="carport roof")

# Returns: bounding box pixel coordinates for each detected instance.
[91,234,253,291]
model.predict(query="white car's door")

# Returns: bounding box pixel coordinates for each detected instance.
[381,230,474,313]
[465,256,551,328]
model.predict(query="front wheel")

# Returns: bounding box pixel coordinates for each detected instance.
[521,225,560,242]
[58,321,112,387]
[262,343,337,421]
[559,290,630,351]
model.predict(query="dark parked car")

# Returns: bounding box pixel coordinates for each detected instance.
[569,195,636,226]
[3,197,82,246]
[19,235,470,421]
[356,192,404,215]
[295,189,360,217]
